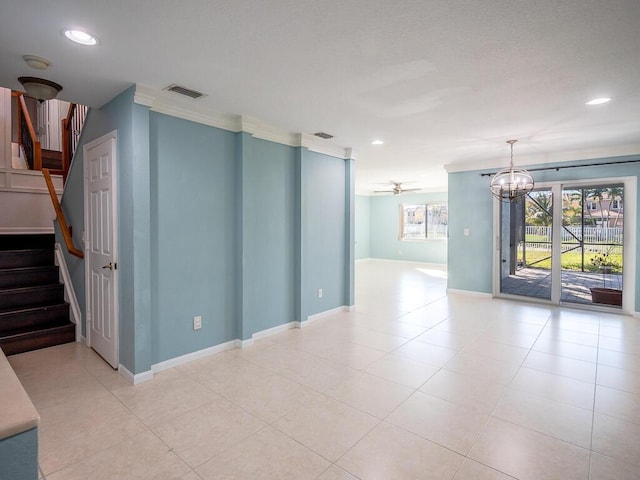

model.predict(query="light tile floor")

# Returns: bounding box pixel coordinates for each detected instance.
[8,259,640,479]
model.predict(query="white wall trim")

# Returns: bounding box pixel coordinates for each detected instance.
[251,321,297,341]
[445,146,640,173]
[134,84,240,132]
[299,133,350,159]
[446,288,493,298]
[151,339,240,374]
[118,364,153,385]
[242,116,299,146]
[132,85,354,157]
[117,311,350,385]
[296,305,349,328]
[54,243,82,341]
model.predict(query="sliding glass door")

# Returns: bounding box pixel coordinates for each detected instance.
[497,181,628,311]
[560,185,624,307]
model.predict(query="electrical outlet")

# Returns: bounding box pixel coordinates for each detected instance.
[193,315,202,330]
[317,288,323,299]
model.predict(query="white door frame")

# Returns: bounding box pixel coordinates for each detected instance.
[493,175,636,314]
[83,130,119,364]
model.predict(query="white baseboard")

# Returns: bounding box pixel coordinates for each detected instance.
[151,339,240,374]
[118,308,351,385]
[54,243,82,341]
[118,364,153,385]
[251,321,297,341]
[295,305,349,328]
[446,288,493,298]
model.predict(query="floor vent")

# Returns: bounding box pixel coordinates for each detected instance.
[164,84,206,99]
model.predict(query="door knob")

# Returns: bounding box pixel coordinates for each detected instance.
[102,262,116,270]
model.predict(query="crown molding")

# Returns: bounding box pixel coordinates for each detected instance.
[134,84,240,132]
[133,85,355,156]
[299,133,351,159]
[444,144,640,173]
[241,116,299,146]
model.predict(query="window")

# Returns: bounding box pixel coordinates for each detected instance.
[400,203,448,240]
[612,199,622,210]
[587,201,597,210]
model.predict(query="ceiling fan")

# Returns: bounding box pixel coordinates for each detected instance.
[374,181,422,195]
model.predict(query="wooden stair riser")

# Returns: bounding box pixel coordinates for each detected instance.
[0,324,75,356]
[0,304,69,334]
[0,234,55,251]
[0,266,59,289]
[0,250,54,269]
[0,285,65,311]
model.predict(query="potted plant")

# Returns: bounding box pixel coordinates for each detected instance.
[589,250,622,306]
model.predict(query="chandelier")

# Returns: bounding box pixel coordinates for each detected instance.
[489,139,534,201]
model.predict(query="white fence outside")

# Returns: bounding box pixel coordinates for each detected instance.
[523,226,623,254]
[525,226,623,243]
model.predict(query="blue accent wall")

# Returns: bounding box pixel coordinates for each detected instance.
[368,192,448,263]
[300,150,347,319]
[59,88,355,372]
[355,195,371,259]
[0,427,38,480]
[448,154,640,312]
[149,112,238,361]
[239,135,297,339]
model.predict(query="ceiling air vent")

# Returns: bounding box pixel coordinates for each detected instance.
[313,132,334,140]
[164,84,206,99]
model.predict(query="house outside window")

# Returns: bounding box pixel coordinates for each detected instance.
[400,203,448,240]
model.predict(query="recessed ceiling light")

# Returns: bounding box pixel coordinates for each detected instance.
[63,29,98,46]
[371,140,384,145]
[585,97,611,106]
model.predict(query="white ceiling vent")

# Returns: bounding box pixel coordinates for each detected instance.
[164,84,206,99]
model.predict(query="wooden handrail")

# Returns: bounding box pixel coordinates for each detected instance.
[42,169,84,259]
[17,94,42,171]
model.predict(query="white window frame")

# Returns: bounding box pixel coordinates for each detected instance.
[399,202,448,241]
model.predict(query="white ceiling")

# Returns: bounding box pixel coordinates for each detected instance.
[1,0,639,193]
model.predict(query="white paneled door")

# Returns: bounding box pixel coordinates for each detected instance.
[84,132,118,368]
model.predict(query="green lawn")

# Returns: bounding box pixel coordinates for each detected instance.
[520,249,623,273]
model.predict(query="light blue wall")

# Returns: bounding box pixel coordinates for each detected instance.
[60,89,354,372]
[149,112,238,361]
[0,427,38,480]
[300,149,348,319]
[240,135,297,339]
[448,154,640,312]
[355,195,371,259]
[368,192,448,264]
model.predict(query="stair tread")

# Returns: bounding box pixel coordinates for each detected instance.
[0,303,68,316]
[0,322,74,340]
[0,284,62,293]
[0,265,57,272]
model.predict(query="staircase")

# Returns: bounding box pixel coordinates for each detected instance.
[0,234,75,355]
